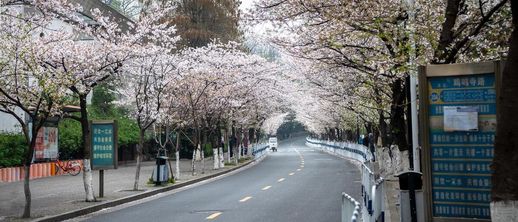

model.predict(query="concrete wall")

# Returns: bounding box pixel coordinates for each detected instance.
[0,108,25,133]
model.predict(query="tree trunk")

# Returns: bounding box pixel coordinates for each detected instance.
[212,132,219,169]
[133,129,145,190]
[224,129,230,163]
[433,0,462,63]
[491,2,518,221]
[191,147,196,176]
[79,95,96,202]
[201,131,206,174]
[175,132,180,180]
[22,164,31,218]
[219,147,224,168]
[378,111,389,147]
[237,129,242,162]
[390,79,409,151]
[21,123,39,218]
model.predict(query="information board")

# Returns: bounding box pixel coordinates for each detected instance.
[34,127,58,160]
[90,120,118,170]
[419,62,500,221]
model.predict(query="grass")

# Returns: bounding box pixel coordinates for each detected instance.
[238,157,252,163]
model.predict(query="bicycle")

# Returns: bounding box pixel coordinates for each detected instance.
[54,153,82,176]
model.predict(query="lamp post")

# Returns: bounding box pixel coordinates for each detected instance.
[405,1,420,221]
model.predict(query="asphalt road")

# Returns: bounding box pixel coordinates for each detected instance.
[80,137,361,222]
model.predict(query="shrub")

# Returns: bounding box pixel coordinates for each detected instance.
[0,133,27,167]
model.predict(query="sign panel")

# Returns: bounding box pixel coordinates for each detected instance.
[34,127,58,160]
[443,106,478,132]
[90,120,118,170]
[420,62,500,221]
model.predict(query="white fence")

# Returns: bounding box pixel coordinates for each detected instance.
[342,192,361,222]
[305,138,373,162]
[306,138,385,222]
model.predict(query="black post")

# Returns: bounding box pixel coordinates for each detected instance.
[155,158,160,186]
[405,75,417,222]
[356,115,360,143]
[99,170,104,198]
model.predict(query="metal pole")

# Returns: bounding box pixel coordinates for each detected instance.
[99,170,104,198]
[406,0,420,173]
[406,1,419,221]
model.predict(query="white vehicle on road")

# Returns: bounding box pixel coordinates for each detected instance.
[269,137,278,152]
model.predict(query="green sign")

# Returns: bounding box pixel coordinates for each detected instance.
[91,120,118,170]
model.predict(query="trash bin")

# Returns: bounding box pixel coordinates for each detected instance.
[153,155,169,185]
[396,171,424,222]
[397,171,422,190]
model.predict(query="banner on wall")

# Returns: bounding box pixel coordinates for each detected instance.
[34,127,58,160]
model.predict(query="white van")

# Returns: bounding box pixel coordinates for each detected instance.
[269,137,278,152]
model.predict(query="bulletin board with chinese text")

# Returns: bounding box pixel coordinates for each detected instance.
[419,61,501,222]
[90,120,118,170]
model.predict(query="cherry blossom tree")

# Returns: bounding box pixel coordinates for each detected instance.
[248,0,511,151]
[117,47,179,190]
[166,41,283,172]
[0,2,74,217]
[32,1,178,202]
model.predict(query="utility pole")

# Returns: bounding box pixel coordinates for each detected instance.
[406,0,420,172]
[405,1,420,222]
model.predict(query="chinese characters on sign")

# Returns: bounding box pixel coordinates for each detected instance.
[91,121,117,169]
[427,74,496,220]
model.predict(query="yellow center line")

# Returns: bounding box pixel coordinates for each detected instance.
[278,178,285,182]
[289,172,295,176]
[206,212,222,220]
[239,196,252,202]
[262,186,272,190]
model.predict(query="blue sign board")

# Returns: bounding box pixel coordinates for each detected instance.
[427,73,495,220]
[91,121,118,170]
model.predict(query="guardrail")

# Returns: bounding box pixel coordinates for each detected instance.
[251,144,269,159]
[305,138,372,163]
[342,192,361,222]
[306,137,385,222]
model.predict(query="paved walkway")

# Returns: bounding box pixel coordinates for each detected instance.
[0,157,248,221]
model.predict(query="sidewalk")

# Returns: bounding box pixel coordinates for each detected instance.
[0,156,253,221]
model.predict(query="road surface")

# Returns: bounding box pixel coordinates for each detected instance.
[79,137,361,222]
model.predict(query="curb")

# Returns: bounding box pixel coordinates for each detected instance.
[34,155,266,222]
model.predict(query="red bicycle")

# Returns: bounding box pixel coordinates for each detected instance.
[54,153,82,176]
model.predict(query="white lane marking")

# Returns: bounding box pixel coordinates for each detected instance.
[297,169,301,171]
[240,196,252,202]
[278,178,285,182]
[301,165,304,168]
[262,186,272,191]
[289,172,295,176]
[206,212,222,220]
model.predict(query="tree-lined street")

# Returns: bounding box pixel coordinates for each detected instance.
[78,137,360,222]
[1,0,517,221]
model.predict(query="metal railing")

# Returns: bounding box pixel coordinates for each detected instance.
[305,138,373,163]
[342,192,361,222]
[306,137,385,222]
[251,144,269,159]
